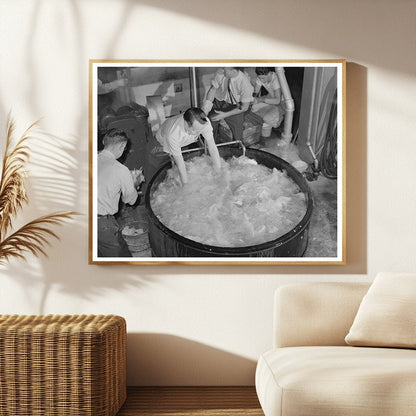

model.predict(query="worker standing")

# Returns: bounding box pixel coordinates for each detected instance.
[97,128,143,257]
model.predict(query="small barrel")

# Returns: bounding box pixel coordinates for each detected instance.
[121,219,151,257]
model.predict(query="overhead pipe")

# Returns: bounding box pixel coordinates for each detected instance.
[305,68,320,170]
[189,67,198,107]
[275,67,294,142]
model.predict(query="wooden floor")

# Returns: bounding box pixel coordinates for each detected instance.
[116,386,264,416]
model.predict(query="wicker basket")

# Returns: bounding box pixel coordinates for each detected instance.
[0,314,126,416]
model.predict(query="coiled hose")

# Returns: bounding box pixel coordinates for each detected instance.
[319,91,338,179]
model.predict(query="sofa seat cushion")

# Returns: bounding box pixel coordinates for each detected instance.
[256,346,416,416]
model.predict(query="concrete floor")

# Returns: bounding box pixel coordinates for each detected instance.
[118,129,338,258]
[252,130,338,258]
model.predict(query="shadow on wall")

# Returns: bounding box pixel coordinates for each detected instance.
[0,3,148,309]
[134,0,413,76]
[0,1,93,308]
[126,333,257,386]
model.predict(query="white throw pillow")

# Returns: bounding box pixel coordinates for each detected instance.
[345,272,416,348]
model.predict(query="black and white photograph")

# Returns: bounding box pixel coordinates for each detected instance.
[89,60,345,264]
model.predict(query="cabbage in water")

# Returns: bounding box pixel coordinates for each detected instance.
[151,155,306,247]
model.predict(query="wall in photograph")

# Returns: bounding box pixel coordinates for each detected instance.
[0,0,415,385]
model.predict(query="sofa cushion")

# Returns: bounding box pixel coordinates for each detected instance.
[345,272,416,348]
[256,346,416,416]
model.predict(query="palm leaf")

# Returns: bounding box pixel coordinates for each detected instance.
[0,211,79,264]
[0,116,39,238]
[0,115,79,265]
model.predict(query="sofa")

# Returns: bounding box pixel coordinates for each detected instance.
[255,274,416,416]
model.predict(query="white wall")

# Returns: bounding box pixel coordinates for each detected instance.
[0,0,415,385]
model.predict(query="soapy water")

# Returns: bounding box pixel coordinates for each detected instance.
[151,155,307,247]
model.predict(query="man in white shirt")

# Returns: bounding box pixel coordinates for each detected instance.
[207,67,254,142]
[97,129,141,257]
[146,107,221,186]
[252,67,285,129]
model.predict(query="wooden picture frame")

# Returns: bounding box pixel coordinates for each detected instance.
[89,60,345,265]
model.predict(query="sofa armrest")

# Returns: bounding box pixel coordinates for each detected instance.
[273,282,370,348]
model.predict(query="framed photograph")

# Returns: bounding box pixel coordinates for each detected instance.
[89,60,345,265]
